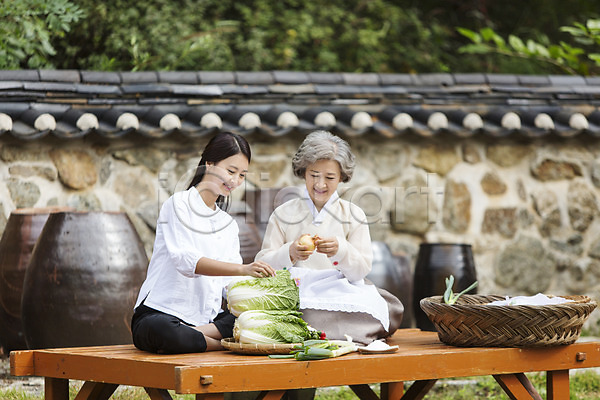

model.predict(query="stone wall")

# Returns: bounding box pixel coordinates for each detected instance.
[2,133,600,333]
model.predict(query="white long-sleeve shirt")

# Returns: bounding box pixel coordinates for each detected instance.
[135,187,241,326]
[255,191,373,282]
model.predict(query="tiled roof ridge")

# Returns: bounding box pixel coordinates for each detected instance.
[1,70,600,140]
[0,69,598,87]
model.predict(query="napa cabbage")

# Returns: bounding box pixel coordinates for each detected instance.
[233,310,320,344]
[227,269,299,316]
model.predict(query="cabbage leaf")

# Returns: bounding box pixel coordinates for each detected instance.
[233,310,320,344]
[227,269,299,316]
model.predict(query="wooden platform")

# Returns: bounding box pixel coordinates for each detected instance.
[10,329,600,400]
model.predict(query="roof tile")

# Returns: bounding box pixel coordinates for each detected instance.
[342,73,380,86]
[120,71,158,84]
[158,71,198,84]
[198,71,235,84]
[39,69,81,83]
[0,70,39,81]
[81,71,121,84]
[272,71,310,84]
[379,74,417,86]
[235,72,274,85]
[307,72,344,85]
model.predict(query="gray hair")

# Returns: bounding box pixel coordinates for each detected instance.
[292,130,355,182]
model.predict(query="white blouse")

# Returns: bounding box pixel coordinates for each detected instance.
[255,191,373,283]
[135,187,241,326]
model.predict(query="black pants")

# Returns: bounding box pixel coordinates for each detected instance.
[131,303,235,354]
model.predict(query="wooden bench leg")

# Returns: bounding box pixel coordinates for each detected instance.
[145,387,174,399]
[45,377,69,400]
[547,370,569,400]
[74,381,119,400]
[256,390,287,400]
[400,379,436,400]
[493,373,543,400]
[196,394,226,400]
[381,382,404,400]
[350,384,380,400]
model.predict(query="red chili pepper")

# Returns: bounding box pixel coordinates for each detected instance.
[319,332,326,340]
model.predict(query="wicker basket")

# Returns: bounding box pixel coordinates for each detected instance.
[420,294,597,347]
[221,338,300,355]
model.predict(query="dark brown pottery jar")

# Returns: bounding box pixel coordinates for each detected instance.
[230,202,263,265]
[21,211,148,349]
[366,241,414,328]
[413,243,477,331]
[0,206,72,354]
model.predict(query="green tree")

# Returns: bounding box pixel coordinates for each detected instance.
[457,19,600,75]
[51,0,455,72]
[0,0,84,68]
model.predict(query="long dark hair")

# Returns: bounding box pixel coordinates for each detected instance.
[187,132,251,211]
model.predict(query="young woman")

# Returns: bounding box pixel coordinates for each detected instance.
[256,130,403,344]
[132,132,275,354]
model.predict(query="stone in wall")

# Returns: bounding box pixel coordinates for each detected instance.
[516,179,527,201]
[567,180,598,232]
[8,164,57,181]
[549,233,584,256]
[0,202,7,234]
[480,171,507,195]
[530,154,582,181]
[412,143,460,176]
[0,145,49,162]
[482,208,517,238]
[112,170,157,209]
[137,200,160,231]
[6,178,40,208]
[461,143,481,164]
[591,159,600,188]
[49,149,97,189]
[486,143,530,167]
[389,173,436,235]
[561,258,600,294]
[246,158,289,188]
[367,142,407,182]
[517,208,534,228]
[531,189,561,237]
[99,157,113,185]
[494,235,554,294]
[66,193,102,211]
[112,147,170,173]
[589,237,600,259]
[442,180,471,233]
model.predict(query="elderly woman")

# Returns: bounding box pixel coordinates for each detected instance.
[256,130,403,344]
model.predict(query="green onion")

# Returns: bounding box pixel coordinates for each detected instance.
[443,274,478,305]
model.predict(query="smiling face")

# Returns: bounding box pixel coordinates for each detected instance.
[202,153,249,198]
[304,159,342,211]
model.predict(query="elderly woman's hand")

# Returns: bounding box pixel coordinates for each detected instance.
[315,237,338,257]
[289,235,316,263]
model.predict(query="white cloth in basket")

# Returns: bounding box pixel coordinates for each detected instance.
[488,293,573,306]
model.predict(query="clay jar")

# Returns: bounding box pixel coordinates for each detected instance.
[0,207,72,354]
[230,201,262,265]
[21,211,148,349]
[413,243,477,331]
[367,241,414,328]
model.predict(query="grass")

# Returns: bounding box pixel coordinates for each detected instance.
[2,371,600,400]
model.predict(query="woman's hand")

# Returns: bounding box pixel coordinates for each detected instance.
[289,236,316,263]
[242,260,275,278]
[315,237,339,257]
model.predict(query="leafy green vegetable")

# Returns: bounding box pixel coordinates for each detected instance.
[233,310,321,344]
[443,275,478,305]
[227,270,299,316]
[268,339,358,360]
